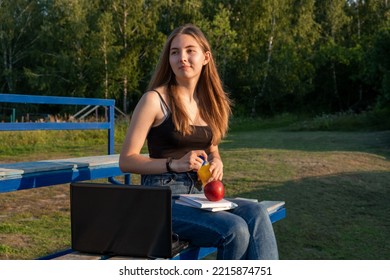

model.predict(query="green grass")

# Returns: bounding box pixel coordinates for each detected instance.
[220,127,390,259]
[0,214,70,259]
[0,116,389,259]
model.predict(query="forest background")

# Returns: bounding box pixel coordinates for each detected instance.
[1,0,389,120]
[1,0,390,260]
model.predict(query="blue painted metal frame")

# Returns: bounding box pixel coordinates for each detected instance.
[0,93,115,154]
[0,93,130,191]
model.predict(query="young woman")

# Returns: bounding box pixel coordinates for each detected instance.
[119,24,278,260]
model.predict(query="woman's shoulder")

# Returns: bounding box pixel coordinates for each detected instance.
[141,87,162,102]
[146,86,168,96]
[144,87,169,105]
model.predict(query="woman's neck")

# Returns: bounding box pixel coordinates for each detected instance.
[173,84,205,125]
[175,84,198,102]
[174,75,199,95]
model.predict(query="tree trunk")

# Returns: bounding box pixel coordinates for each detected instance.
[331,62,342,110]
[4,49,14,92]
[103,34,109,100]
[123,76,128,113]
[122,2,128,114]
[251,15,275,117]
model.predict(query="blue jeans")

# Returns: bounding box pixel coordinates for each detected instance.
[141,172,279,260]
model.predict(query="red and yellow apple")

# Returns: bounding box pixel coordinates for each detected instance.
[204,180,225,201]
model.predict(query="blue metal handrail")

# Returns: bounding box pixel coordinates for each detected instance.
[0,93,116,154]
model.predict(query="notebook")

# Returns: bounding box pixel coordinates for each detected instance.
[70,182,188,259]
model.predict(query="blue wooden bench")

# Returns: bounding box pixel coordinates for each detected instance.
[0,93,130,192]
[40,200,285,260]
[0,93,286,260]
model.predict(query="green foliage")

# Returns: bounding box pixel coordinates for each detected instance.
[366,27,390,108]
[1,1,390,116]
[288,108,390,131]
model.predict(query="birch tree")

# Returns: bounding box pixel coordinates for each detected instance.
[0,0,41,92]
[111,0,163,113]
[24,0,96,97]
[95,12,117,100]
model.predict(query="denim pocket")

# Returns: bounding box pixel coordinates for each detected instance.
[141,173,191,195]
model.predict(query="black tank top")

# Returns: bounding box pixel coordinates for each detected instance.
[146,91,213,159]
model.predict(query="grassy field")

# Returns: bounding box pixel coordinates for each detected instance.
[0,120,389,259]
[222,129,390,259]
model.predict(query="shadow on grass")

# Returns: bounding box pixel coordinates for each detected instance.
[222,130,390,159]
[232,171,390,260]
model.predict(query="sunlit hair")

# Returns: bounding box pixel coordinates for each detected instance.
[147,23,232,145]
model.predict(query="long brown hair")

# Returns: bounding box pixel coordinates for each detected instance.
[147,24,232,145]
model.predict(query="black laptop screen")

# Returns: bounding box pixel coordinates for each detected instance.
[70,183,172,258]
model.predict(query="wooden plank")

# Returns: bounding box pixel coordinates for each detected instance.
[259,200,285,215]
[45,154,120,167]
[52,251,105,260]
[0,164,125,192]
[0,155,120,178]
[0,162,75,177]
[0,155,127,192]
[107,256,149,260]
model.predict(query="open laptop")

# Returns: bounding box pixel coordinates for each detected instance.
[70,182,189,259]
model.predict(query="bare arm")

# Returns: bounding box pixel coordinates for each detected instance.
[119,91,167,174]
[119,91,208,174]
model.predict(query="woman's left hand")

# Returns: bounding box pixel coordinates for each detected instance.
[208,157,223,182]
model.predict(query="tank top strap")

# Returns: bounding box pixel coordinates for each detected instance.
[151,89,170,115]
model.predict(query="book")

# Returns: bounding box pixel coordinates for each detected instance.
[177,194,237,211]
[175,199,235,212]
[176,195,284,214]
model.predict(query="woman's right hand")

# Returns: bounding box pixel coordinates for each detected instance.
[171,150,208,172]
